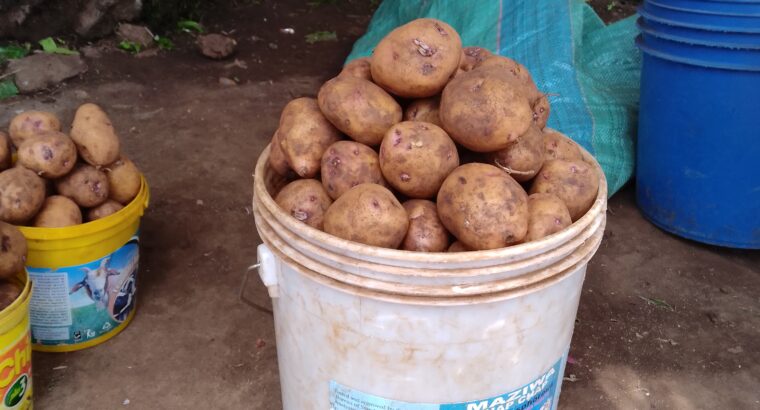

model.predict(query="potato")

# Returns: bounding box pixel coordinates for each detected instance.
[321,141,385,200]
[379,121,459,199]
[323,183,408,248]
[17,131,78,178]
[543,130,583,162]
[439,67,533,152]
[530,159,599,221]
[106,157,141,204]
[0,222,27,280]
[437,163,528,250]
[403,96,441,127]
[401,199,449,252]
[475,56,541,101]
[532,94,550,129]
[87,200,124,221]
[0,132,11,171]
[8,111,61,148]
[488,125,545,182]
[70,103,121,166]
[526,193,572,242]
[317,76,402,146]
[447,241,471,252]
[460,46,492,71]
[371,18,463,98]
[56,164,109,207]
[339,57,372,81]
[0,280,22,310]
[275,179,333,230]
[33,195,82,228]
[0,167,46,224]
[267,129,295,178]
[278,97,342,178]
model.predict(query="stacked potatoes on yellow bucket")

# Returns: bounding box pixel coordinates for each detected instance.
[267,18,599,252]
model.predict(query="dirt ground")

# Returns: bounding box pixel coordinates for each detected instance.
[1,1,758,409]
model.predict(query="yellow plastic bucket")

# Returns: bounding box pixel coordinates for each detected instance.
[18,177,149,352]
[0,271,33,410]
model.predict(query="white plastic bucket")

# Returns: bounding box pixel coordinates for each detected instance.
[252,142,608,409]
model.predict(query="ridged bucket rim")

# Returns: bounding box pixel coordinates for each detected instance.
[638,5,760,33]
[648,0,760,17]
[637,17,760,50]
[636,34,760,71]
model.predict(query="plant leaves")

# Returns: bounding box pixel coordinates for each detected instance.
[0,44,30,64]
[0,79,19,100]
[177,20,204,33]
[38,37,78,55]
[305,31,337,44]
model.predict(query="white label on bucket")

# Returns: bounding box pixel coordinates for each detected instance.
[329,357,563,410]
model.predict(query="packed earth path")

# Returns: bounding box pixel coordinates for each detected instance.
[1,1,758,409]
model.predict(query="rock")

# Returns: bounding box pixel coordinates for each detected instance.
[116,23,154,48]
[7,53,88,93]
[197,34,237,60]
[218,77,237,86]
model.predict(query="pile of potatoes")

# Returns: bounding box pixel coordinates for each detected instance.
[0,103,142,228]
[266,18,599,252]
[0,222,27,310]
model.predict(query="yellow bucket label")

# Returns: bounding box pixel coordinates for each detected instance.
[29,237,139,348]
[0,327,32,409]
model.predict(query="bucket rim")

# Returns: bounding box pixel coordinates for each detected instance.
[253,139,608,264]
[637,17,760,50]
[636,34,760,71]
[18,175,149,240]
[638,6,760,33]
[648,0,760,17]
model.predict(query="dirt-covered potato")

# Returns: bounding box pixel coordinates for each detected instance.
[532,94,550,129]
[371,18,463,98]
[56,164,109,207]
[339,57,372,81]
[318,76,402,146]
[33,195,83,228]
[488,125,545,182]
[267,129,294,178]
[106,157,141,204]
[437,163,529,250]
[401,199,449,252]
[403,97,441,127]
[8,111,61,148]
[0,132,11,171]
[0,167,46,224]
[439,67,533,152]
[87,200,124,221]
[17,131,78,178]
[70,103,121,166]
[275,179,333,230]
[475,56,541,101]
[379,121,459,198]
[543,130,583,162]
[526,193,572,242]
[530,159,599,221]
[0,280,21,310]
[0,222,27,280]
[460,46,492,72]
[323,183,408,248]
[447,241,471,252]
[321,141,385,200]
[278,97,342,178]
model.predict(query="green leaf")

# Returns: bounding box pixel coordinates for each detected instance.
[38,37,78,55]
[118,41,142,54]
[0,44,30,64]
[639,296,675,311]
[305,31,337,44]
[177,20,204,33]
[0,80,19,100]
[155,36,174,50]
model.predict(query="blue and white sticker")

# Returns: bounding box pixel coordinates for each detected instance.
[28,237,139,346]
[330,358,562,410]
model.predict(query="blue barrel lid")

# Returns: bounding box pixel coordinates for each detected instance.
[640,2,760,32]
[650,0,760,17]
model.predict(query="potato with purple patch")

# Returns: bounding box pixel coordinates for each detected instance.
[87,200,124,221]
[323,183,408,248]
[488,125,545,182]
[106,157,141,204]
[275,179,333,230]
[530,159,599,221]
[56,164,109,207]
[401,199,449,252]
[17,131,78,178]
[543,130,583,162]
[437,163,529,250]
[439,67,533,152]
[70,103,121,167]
[475,57,541,101]
[0,222,27,279]
[339,57,372,81]
[379,121,459,199]
[0,167,46,224]
[321,141,385,200]
[8,110,61,148]
[532,95,550,129]
[317,76,401,146]
[526,193,572,241]
[0,132,11,171]
[403,96,441,127]
[33,195,83,228]
[459,46,492,72]
[278,98,342,178]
